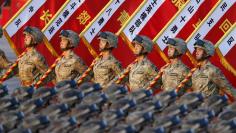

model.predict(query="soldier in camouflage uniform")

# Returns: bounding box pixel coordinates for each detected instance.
[191,39,236,97]
[158,38,191,91]
[54,30,87,83]
[0,27,12,76]
[92,31,122,89]
[127,35,158,91]
[4,26,48,87]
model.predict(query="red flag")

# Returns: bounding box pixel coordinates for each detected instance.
[154,0,219,68]
[3,0,66,64]
[185,0,236,87]
[215,25,235,87]
[42,0,109,65]
[120,0,184,67]
[80,0,144,67]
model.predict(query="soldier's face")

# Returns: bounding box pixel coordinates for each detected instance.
[60,37,70,50]
[195,47,205,60]
[134,43,143,55]
[168,46,176,58]
[24,33,33,46]
[99,39,108,51]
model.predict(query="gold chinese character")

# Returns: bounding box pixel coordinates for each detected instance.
[40,10,52,25]
[192,19,201,29]
[219,19,232,33]
[117,10,129,26]
[172,0,186,10]
[76,10,91,25]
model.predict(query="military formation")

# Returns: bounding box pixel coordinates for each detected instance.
[0,26,236,132]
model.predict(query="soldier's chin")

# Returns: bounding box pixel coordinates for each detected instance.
[168,55,175,59]
[196,56,205,62]
[25,43,34,47]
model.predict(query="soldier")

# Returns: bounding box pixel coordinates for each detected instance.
[191,39,236,97]
[127,35,158,91]
[0,27,12,76]
[92,31,122,89]
[51,30,87,83]
[4,26,48,87]
[157,38,191,91]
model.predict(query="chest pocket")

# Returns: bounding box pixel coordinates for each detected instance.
[94,63,111,76]
[57,62,74,77]
[19,58,35,72]
[130,66,146,82]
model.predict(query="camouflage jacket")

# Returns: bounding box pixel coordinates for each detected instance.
[128,57,158,91]
[161,60,191,91]
[18,48,48,86]
[55,51,87,83]
[191,61,236,97]
[93,54,122,89]
[0,49,12,76]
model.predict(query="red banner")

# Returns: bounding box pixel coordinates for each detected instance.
[120,0,183,67]
[3,0,66,65]
[43,0,109,65]
[81,0,144,67]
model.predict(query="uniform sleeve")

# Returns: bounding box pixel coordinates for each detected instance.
[74,58,88,82]
[32,55,50,84]
[33,55,48,74]
[111,60,123,75]
[211,68,236,98]
[0,50,12,69]
[177,67,192,95]
[145,64,159,89]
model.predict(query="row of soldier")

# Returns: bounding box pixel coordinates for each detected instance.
[0,26,235,98]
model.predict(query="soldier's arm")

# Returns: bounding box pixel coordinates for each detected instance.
[0,50,12,69]
[177,68,192,95]
[32,55,53,85]
[74,58,89,82]
[146,64,159,88]
[111,60,123,75]
[211,68,236,98]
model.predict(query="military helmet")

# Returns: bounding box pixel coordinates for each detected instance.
[23,26,44,44]
[194,39,215,56]
[98,31,118,48]
[60,30,79,47]
[0,26,3,38]
[167,38,187,55]
[132,35,153,53]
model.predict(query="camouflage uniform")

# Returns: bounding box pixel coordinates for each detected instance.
[93,31,122,88]
[162,60,190,91]
[12,27,48,86]
[192,39,236,97]
[52,30,87,83]
[55,50,87,82]
[128,35,158,91]
[0,27,12,76]
[161,38,190,91]
[129,57,158,91]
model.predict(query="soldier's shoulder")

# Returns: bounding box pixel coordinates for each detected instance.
[145,59,158,71]
[31,50,45,62]
[179,62,190,71]
[205,62,220,75]
[109,55,121,64]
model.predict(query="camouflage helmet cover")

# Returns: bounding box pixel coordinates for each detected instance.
[23,26,44,44]
[194,39,215,56]
[98,31,118,48]
[167,38,187,55]
[133,35,153,53]
[60,30,80,47]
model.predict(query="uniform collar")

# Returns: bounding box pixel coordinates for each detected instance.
[63,50,75,59]
[169,59,182,68]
